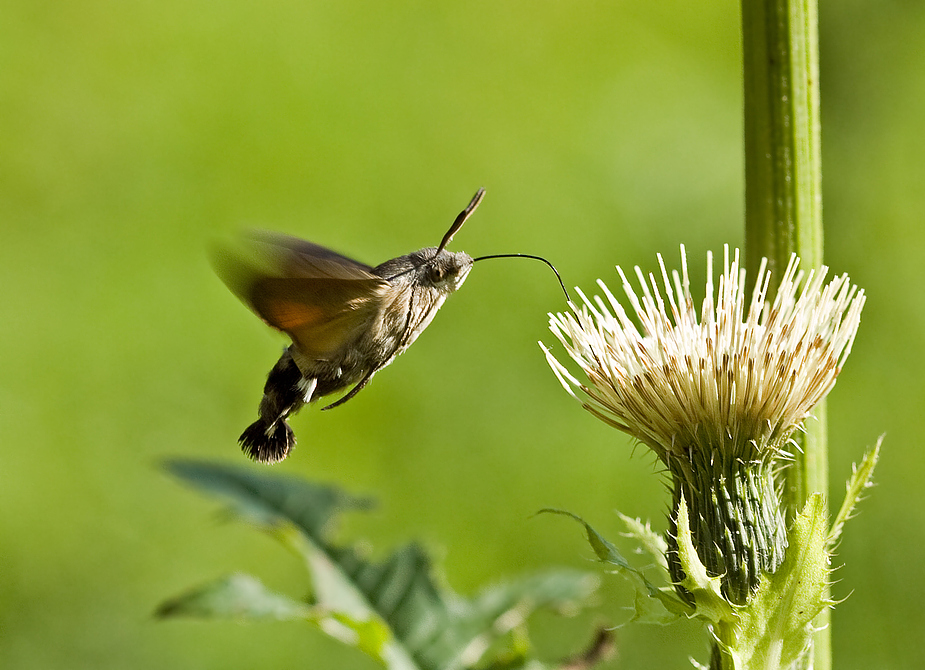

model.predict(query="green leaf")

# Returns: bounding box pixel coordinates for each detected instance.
[165,459,374,537]
[155,573,313,620]
[829,437,881,546]
[673,496,736,626]
[729,494,831,669]
[161,460,597,670]
[616,512,669,576]
[539,508,690,624]
[155,573,388,650]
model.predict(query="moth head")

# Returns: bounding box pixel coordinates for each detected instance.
[376,247,474,295]
[424,248,474,292]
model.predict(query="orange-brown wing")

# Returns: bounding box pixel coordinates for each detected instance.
[213,232,391,360]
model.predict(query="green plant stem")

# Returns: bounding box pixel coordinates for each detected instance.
[741,0,829,668]
[742,0,823,278]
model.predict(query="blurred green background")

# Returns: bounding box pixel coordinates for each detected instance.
[2,0,922,667]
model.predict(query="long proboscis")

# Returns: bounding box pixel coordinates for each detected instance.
[473,253,571,304]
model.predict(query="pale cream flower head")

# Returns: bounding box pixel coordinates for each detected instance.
[544,246,865,464]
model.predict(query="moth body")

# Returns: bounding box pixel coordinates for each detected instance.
[215,191,482,463]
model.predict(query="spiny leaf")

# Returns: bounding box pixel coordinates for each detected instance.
[673,496,736,625]
[729,494,830,669]
[616,512,669,576]
[829,436,881,547]
[539,508,690,624]
[161,460,597,670]
[538,508,629,567]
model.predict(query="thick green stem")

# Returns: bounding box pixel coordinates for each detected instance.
[742,0,822,277]
[741,0,829,667]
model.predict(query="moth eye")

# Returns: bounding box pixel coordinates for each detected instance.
[429,265,447,283]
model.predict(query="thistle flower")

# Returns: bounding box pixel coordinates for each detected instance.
[543,246,864,603]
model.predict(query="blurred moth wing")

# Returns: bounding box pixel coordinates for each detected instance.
[213,232,392,360]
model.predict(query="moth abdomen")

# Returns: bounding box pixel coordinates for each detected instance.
[240,418,295,464]
[239,348,304,463]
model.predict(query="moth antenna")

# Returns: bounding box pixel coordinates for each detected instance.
[436,187,485,255]
[473,253,572,303]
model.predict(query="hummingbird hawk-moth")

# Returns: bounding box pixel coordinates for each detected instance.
[214,188,568,464]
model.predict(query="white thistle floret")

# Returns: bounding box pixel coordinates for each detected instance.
[543,245,865,461]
